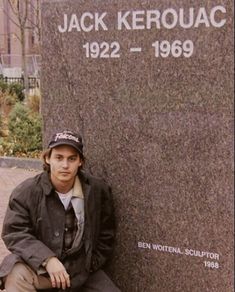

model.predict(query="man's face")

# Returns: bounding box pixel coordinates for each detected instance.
[46,145,82,187]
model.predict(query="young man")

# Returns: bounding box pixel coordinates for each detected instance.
[0,130,120,292]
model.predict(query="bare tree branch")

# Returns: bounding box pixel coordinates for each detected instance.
[28,0,36,11]
[7,0,18,16]
[2,7,20,28]
[23,0,29,25]
[3,0,42,93]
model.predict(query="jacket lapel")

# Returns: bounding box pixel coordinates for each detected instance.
[79,172,92,254]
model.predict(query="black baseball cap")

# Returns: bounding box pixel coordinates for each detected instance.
[48,130,83,157]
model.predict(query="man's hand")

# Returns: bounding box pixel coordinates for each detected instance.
[45,257,70,290]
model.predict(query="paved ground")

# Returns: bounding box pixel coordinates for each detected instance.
[0,167,41,264]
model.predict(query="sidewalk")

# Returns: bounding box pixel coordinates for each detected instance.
[0,167,41,263]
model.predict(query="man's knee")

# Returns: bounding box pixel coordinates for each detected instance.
[4,263,52,292]
[4,262,35,291]
[7,262,34,282]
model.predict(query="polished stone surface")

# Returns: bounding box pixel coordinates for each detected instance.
[41,1,234,291]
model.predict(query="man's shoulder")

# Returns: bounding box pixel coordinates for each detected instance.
[15,171,46,187]
[11,171,49,197]
[80,171,110,188]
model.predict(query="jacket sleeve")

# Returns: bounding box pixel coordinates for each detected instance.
[1,186,56,272]
[90,182,116,272]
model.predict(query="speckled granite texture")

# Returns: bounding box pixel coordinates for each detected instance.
[41,1,234,291]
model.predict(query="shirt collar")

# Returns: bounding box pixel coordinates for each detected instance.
[72,176,84,199]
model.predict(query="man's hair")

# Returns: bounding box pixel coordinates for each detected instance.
[41,148,52,172]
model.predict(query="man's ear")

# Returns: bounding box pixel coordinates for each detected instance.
[45,156,50,164]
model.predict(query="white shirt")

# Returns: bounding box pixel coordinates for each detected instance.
[57,190,73,210]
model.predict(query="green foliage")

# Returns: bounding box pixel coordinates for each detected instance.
[6,102,42,154]
[2,93,17,106]
[0,137,14,155]
[0,79,9,93]
[0,80,25,101]
[0,81,42,157]
[8,82,25,101]
[27,93,41,113]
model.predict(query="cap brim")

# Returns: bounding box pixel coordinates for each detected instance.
[49,141,83,155]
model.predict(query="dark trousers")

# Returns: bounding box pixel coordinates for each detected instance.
[78,269,120,292]
[42,270,121,292]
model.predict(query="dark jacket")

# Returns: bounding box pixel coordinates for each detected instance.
[0,170,115,290]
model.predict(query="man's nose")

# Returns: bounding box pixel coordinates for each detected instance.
[62,159,69,168]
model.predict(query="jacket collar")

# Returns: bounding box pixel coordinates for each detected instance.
[41,170,91,197]
[73,176,83,199]
[41,171,53,196]
[78,170,91,200]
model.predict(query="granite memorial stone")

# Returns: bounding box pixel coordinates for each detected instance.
[41,1,234,291]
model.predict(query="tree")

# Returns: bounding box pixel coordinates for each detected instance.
[3,0,41,95]
[7,102,42,153]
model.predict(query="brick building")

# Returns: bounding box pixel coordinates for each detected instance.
[0,0,41,77]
